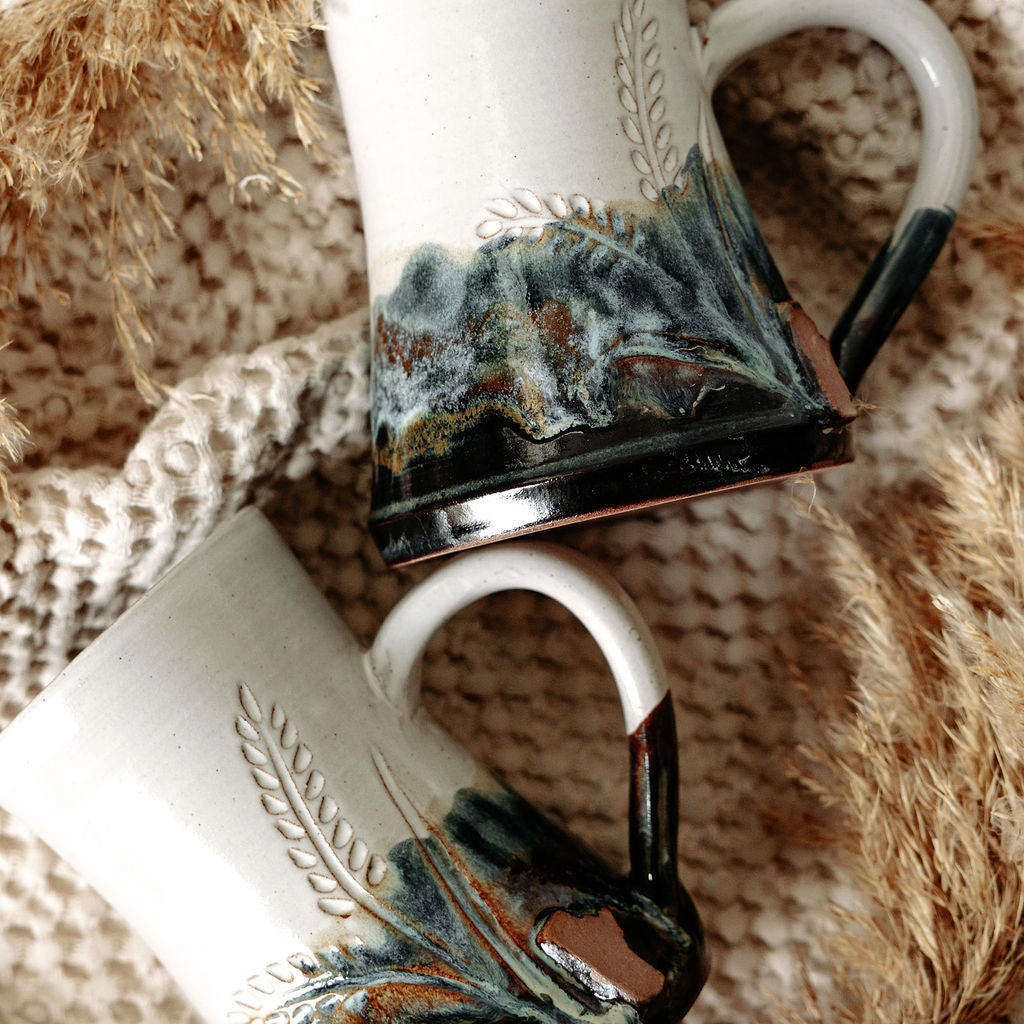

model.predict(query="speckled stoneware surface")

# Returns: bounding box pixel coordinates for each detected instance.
[0,1,1016,1023]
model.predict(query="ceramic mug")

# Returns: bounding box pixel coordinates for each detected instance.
[324,0,978,565]
[0,508,706,1024]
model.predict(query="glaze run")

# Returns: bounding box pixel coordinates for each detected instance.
[234,696,706,1024]
[372,144,841,477]
[370,142,857,562]
[239,784,706,1024]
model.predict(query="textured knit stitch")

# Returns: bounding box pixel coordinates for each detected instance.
[0,3,1017,1023]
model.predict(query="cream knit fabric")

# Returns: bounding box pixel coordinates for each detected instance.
[0,2,1017,1023]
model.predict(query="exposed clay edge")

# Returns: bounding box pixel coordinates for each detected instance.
[785,304,857,420]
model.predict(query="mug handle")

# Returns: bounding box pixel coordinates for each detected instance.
[367,542,681,912]
[697,0,978,391]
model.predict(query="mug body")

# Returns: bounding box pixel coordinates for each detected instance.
[0,510,708,1024]
[0,510,477,1022]
[325,0,855,564]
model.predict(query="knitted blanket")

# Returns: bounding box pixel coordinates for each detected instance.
[0,2,1021,1023]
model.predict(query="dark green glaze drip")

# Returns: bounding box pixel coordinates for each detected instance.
[372,144,834,476]
[274,782,707,1024]
[830,206,956,391]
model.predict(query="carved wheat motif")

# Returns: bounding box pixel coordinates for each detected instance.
[475,0,678,245]
[236,683,388,920]
[616,0,679,201]
[476,190,594,242]
[230,951,337,1024]
[476,192,655,278]
[233,688,599,1024]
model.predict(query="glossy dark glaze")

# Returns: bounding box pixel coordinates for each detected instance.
[830,206,957,391]
[250,699,706,1024]
[629,694,708,1024]
[371,404,854,564]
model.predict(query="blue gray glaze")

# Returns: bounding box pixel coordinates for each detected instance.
[372,144,835,473]
[265,779,704,1024]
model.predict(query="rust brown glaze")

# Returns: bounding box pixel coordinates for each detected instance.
[255,709,706,1024]
[369,144,856,564]
[783,304,858,422]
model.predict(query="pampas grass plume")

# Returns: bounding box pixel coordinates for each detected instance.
[0,0,328,495]
[784,403,1024,1024]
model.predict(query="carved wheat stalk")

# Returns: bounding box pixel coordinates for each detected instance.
[235,683,466,975]
[234,953,488,1024]
[476,192,663,277]
[234,687,581,1024]
[476,189,578,241]
[616,0,680,201]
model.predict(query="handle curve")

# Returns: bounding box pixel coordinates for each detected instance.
[367,541,681,909]
[698,0,978,390]
[369,541,667,729]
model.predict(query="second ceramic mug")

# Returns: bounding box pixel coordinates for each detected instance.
[325,0,978,564]
[0,509,706,1024]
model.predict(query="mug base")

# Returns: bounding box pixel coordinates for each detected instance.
[370,411,854,565]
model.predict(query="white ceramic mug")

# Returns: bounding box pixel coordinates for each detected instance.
[0,509,706,1024]
[324,0,978,564]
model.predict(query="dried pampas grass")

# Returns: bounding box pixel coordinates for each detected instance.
[0,394,28,511]
[786,402,1024,1024]
[959,209,1024,283]
[0,0,327,490]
